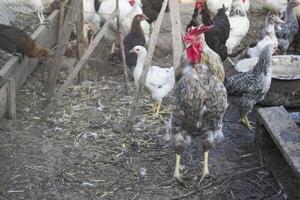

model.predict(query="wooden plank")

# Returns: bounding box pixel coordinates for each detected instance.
[169,0,183,73]
[257,106,300,177]
[0,10,59,89]
[6,78,16,120]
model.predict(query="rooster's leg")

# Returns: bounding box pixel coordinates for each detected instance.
[173,153,182,180]
[240,115,255,130]
[198,151,209,185]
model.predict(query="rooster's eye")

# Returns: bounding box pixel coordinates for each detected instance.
[137,49,140,51]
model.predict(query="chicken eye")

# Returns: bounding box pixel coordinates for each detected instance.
[136,49,140,52]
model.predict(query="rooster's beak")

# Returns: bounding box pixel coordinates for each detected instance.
[129,49,134,53]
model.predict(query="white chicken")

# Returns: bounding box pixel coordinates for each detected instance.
[130,46,175,118]
[206,0,233,16]
[226,0,250,54]
[83,0,101,43]
[247,13,284,58]
[98,0,150,42]
[5,0,55,25]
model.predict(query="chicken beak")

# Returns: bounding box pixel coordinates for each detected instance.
[129,49,135,53]
[275,17,285,25]
[143,14,149,20]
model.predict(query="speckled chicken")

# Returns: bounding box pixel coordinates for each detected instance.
[275,0,299,54]
[167,25,228,183]
[0,24,48,62]
[225,45,273,130]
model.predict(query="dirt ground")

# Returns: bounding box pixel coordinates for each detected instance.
[0,3,294,200]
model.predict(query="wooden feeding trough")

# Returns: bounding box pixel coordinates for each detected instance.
[0,10,59,119]
[235,55,300,108]
[256,106,300,199]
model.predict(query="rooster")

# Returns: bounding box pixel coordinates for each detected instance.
[167,25,227,183]
[0,24,48,62]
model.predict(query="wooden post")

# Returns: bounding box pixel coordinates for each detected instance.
[6,78,16,120]
[116,0,129,94]
[169,0,183,73]
[125,0,169,133]
[76,0,85,83]
[46,0,65,104]
[46,0,81,106]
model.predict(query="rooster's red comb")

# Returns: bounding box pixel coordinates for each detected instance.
[195,0,205,9]
[128,0,135,6]
[185,25,213,38]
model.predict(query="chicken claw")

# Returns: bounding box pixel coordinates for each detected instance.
[41,19,51,28]
[239,115,255,130]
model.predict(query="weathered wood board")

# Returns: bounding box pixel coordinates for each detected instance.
[0,10,59,119]
[256,106,300,199]
[257,106,300,177]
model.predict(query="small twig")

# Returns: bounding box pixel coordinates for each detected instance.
[247,178,267,194]
[171,166,264,200]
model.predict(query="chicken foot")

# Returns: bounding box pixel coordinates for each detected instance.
[173,153,183,181]
[144,101,169,119]
[12,52,24,63]
[240,115,255,130]
[198,151,209,186]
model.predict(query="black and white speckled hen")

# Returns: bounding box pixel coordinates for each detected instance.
[167,25,228,184]
[275,0,299,54]
[225,45,273,130]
